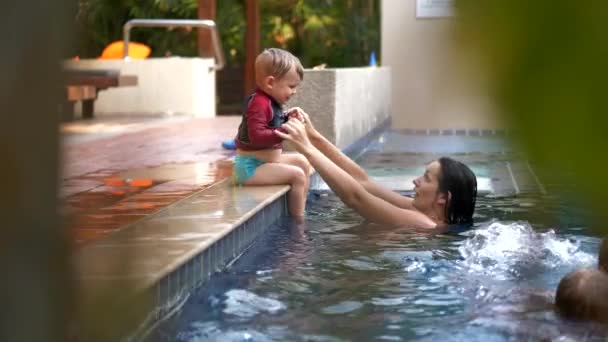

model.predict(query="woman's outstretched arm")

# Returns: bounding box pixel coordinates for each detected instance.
[276,119,435,229]
[288,108,414,210]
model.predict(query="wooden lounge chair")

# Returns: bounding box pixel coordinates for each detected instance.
[62,69,138,120]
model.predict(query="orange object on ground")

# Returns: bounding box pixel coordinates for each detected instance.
[99,41,151,60]
[129,179,153,187]
[104,177,126,187]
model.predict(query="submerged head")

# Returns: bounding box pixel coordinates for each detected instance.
[412,157,477,225]
[255,48,304,104]
[555,268,608,323]
[599,238,608,273]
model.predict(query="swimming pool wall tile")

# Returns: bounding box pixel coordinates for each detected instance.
[202,247,211,283]
[193,253,202,287]
[147,184,290,319]
[158,276,169,312]
[397,128,510,137]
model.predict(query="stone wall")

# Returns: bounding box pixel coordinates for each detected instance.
[287,67,391,149]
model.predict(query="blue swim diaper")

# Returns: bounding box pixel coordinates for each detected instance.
[233,155,265,185]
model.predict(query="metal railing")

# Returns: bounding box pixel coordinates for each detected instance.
[123,19,225,71]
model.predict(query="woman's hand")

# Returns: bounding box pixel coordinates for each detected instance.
[286,107,304,122]
[274,118,313,153]
[286,107,316,136]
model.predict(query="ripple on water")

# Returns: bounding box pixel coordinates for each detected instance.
[380,250,434,265]
[150,190,602,342]
[277,280,311,294]
[222,289,286,318]
[321,301,363,315]
[413,298,463,307]
[342,257,383,271]
[370,296,409,306]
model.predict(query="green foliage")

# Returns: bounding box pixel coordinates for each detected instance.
[454,1,608,228]
[76,0,199,57]
[217,0,246,65]
[75,0,379,67]
[259,0,380,67]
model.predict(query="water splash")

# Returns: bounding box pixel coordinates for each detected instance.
[222,289,286,318]
[457,221,595,280]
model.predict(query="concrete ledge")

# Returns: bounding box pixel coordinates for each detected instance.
[288,67,391,149]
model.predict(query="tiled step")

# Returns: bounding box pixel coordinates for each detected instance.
[488,160,547,196]
[76,179,290,340]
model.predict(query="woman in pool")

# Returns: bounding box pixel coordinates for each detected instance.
[275,109,477,231]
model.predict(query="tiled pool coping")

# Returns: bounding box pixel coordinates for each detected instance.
[77,180,290,340]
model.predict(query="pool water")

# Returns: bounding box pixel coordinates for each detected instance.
[148,133,606,341]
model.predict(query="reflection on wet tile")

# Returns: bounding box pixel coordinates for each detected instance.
[61,116,239,246]
[99,219,232,244]
[73,229,116,245]
[63,161,235,246]
[77,240,204,279]
[60,179,104,198]
[117,162,233,185]
[77,180,290,287]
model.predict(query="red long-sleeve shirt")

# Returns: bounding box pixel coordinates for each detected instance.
[235,89,286,150]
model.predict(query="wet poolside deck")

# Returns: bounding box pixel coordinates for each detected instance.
[61,114,240,245]
[62,114,298,339]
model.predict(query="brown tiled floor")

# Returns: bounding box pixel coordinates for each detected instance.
[60,114,240,245]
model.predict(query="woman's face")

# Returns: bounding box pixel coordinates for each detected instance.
[412,160,444,212]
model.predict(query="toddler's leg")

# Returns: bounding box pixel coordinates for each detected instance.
[244,162,307,217]
[278,153,313,191]
[278,154,312,215]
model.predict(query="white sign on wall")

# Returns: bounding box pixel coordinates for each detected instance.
[416,0,454,18]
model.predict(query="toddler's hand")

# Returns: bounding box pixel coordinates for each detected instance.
[286,107,306,123]
[286,107,315,134]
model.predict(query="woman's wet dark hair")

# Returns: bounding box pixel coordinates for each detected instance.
[437,157,477,224]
